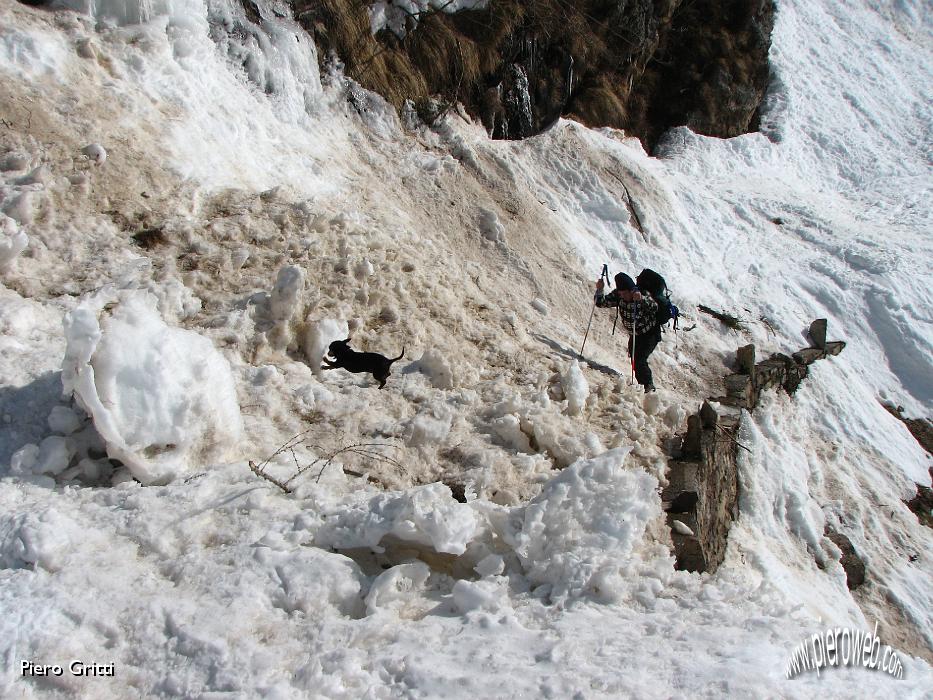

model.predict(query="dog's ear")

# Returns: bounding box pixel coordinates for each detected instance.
[343,337,351,343]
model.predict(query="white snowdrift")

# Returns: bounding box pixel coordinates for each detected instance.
[507,447,659,600]
[315,482,478,555]
[61,291,243,484]
[313,449,661,604]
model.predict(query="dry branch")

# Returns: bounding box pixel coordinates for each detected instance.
[246,430,403,494]
[716,424,752,453]
[697,304,746,331]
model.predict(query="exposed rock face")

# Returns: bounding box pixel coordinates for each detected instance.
[825,529,867,590]
[294,0,774,151]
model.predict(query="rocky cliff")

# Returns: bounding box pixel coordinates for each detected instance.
[294,0,774,151]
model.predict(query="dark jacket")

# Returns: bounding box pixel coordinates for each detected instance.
[596,291,659,336]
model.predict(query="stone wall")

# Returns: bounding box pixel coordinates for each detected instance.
[663,319,846,572]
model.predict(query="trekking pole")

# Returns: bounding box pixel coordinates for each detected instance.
[580,301,597,358]
[580,264,610,358]
[631,306,637,385]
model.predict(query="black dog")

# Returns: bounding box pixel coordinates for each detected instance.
[322,338,405,389]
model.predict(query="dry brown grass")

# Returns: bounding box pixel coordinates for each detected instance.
[295,0,628,118]
[294,0,773,149]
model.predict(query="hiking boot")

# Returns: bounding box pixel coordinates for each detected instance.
[644,383,656,393]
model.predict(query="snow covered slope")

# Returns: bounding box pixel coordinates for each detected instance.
[0,0,930,697]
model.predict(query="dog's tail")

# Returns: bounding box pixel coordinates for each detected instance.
[391,346,406,363]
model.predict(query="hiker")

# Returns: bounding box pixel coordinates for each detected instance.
[595,272,662,392]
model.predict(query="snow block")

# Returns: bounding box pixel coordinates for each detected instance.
[62,292,243,484]
[0,214,29,272]
[510,447,658,600]
[304,318,349,378]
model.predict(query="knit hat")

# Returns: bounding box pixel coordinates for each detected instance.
[614,273,636,291]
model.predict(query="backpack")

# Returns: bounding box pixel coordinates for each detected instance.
[636,268,679,330]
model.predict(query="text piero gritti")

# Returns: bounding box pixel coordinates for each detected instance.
[21,660,115,677]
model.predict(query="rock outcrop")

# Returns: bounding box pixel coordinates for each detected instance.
[294,0,774,151]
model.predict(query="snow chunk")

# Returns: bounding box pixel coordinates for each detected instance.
[81,143,107,165]
[478,207,504,242]
[3,190,35,226]
[663,402,687,429]
[452,578,506,614]
[10,444,40,476]
[62,292,243,484]
[304,318,349,378]
[509,447,658,599]
[144,277,202,322]
[560,360,589,416]
[405,405,453,447]
[0,214,28,272]
[531,298,549,315]
[672,519,694,536]
[315,483,478,555]
[32,436,74,476]
[270,264,305,321]
[643,391,661,415]
[257,546,366,618]
[474,553,505,577]
[268,265,306,351]
[414,348,456,389]
[489,413,532,453]
[353,258,374,281]
[364,561,431,616]
[0,508,75,571]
